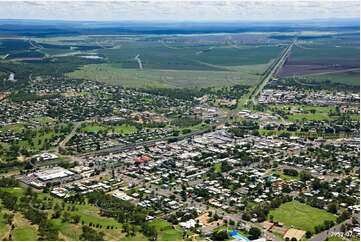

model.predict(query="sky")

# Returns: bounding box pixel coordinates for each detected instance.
[0,0,359,22]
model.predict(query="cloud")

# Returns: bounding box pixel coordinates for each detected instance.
[0,0,359,21]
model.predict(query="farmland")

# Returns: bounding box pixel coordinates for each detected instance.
[278,35,360,77]
[3,32,360,90]
[96,40,283,70]
[300,69,360,87]
[66,35,282,88]
[0,33,286,89]
[67,63,266,88]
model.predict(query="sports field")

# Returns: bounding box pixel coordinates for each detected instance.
[268,200,337,233]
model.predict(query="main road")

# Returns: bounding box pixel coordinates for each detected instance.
[250,39,296,105]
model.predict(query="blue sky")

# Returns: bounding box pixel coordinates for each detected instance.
[0,0,359,22]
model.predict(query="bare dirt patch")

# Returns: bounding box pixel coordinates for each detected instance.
[283,228,306,241]
[195,213,218,227]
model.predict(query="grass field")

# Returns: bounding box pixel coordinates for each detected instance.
[214,162,222,173]
[12,225,38,241]
[96,40,282,70]
[0,202,38,241]
[300,69,360,86]
[149,220,183,241]
[67,63,265,88]
[0,123,72,154]
[16,124,71,151]
[287,114,334,121]
[268,104,336,121]
[0,187,188,241]
[326,235,345,241]
[0,210,10,240]
[269,171,300,181]
[348,114,360,121]
[79,122,137,134]
[268,200,337,233]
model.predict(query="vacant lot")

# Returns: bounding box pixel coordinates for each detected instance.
[268,200,337,233]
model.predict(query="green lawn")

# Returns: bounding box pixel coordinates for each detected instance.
[30,117,55,124]
[4,123,72,151]
[112,124,138,134]
[269,171,300,181]
[149,220,183,241]
[267,104,336,121]
[287,114,334,121]
[0,210,10,239]
[79,122,137,135]
[12,227,38,241]
[268,200,337,233]
[348,114,360,121]
[120,232,148,241]
[80,124,106,133]
[0,187,184,241]
[326,235,344,241]
[214,162,222,173]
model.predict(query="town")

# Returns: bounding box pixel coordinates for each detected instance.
[0,5,360,241]
[0,72,359,241]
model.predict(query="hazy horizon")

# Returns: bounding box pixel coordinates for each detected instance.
[0,0,359,22]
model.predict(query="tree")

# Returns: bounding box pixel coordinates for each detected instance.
[249,227,261,240]
[327,203,338,214]
[80,226,104,241]
[210,230,228,241]
[306,231,312,238]
[143,224,158,240]
[123,223,130,235]
[242,213,251,221]
[72,215,81,224]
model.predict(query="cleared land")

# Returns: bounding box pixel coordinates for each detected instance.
[67,63,267,88]
[64,35,281,88]
[278,37,360,77]
[268,200,337,233]
[96,40,282,70]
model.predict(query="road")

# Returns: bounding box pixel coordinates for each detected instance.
[250,39,296,105]
[120,173,281,240]
[309,213,359,241]
[58,121,82,150]
[76,42,295,157]
[81,116,231,156]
